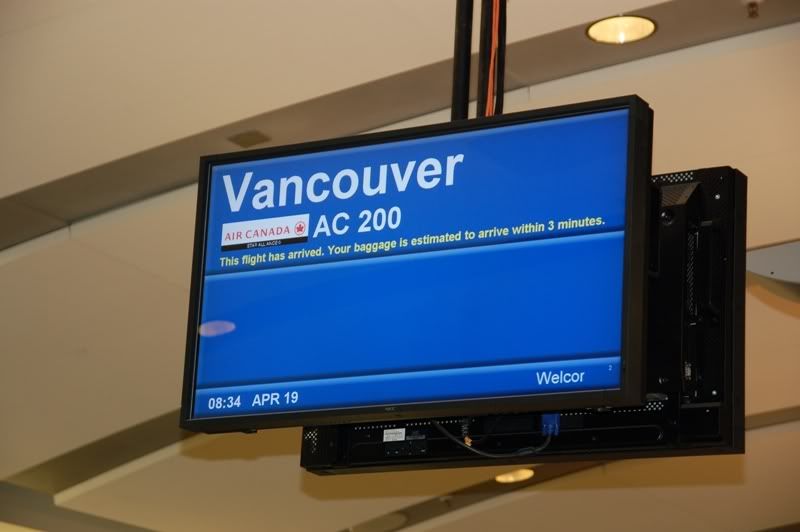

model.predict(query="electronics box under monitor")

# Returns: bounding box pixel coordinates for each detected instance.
[180,96,653,434]
[301,167,746,474]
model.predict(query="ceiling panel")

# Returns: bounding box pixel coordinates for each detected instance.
[0,240,188,478]
[0,0,664,198]
[54,422,800,532]
[58,429,516,532]
[744,274,800,416]
[2,9,799,532]
[0,0,99,37]
[70,185,199,290]
[416,421,800,532]
[4,21,799,485]
[523,22,800,249]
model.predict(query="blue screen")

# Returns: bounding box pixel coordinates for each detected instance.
[192,109,629,419]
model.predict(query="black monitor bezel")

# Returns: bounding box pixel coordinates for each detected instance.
[180,95,653,434]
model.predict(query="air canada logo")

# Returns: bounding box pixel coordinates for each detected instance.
[221,214,310,251]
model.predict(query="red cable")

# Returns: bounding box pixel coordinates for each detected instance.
[486,0,500,116]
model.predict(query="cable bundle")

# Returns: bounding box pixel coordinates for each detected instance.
[477,0,507,117]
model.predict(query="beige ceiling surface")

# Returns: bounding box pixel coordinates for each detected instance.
[56,429,519,532]
[60,423,800,531]
[0,239,188,479]
[522,21,800,249]
[1,6,799,532]
[2,19,799,484]
[0,523,41,532]
[412,421,800,532]
[69,186,199,290]
[0,0,659,199]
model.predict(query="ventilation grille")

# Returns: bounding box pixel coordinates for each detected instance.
[560,401,666,417]
[352,419,463,431]
[686,231,698,318]
[611,401,666,414]
[653,171,695,184]
[303,427,320,455]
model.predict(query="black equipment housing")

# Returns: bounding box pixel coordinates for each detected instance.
[301,166,746,474]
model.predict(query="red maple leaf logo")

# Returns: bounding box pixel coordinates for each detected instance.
[294,221,306,235]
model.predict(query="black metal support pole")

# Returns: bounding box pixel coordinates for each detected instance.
[451,0,473,121]
[476,0,492,117]
[453,0,507,119]
[494,0,507,114]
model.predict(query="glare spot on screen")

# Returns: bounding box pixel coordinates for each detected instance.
[199,320,236,337]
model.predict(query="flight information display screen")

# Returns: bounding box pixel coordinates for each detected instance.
[181,97,652,432]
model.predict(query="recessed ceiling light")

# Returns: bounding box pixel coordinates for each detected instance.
[495,468,535,484]
[587,15,656,45]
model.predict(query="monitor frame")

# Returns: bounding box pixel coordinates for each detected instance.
[180,95,653,434]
